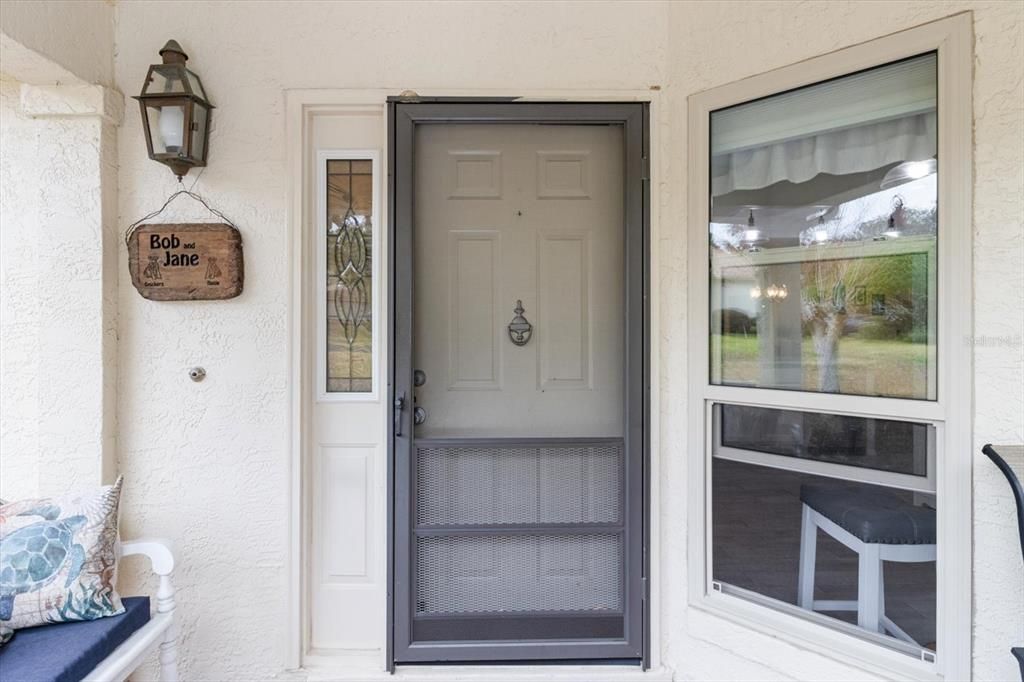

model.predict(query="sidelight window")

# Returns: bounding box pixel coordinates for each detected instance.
[317,152,380,398]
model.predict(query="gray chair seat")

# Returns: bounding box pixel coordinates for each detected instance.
[800,483,936,545]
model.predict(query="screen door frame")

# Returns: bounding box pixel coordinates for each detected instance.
[388,101,650,668]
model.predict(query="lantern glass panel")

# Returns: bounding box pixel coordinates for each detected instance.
[185,70,206,99]
[143,64,189,96]
[145,102,186,154]
[190,103,209,162]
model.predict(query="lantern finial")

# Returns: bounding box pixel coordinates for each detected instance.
[159,40,188,64]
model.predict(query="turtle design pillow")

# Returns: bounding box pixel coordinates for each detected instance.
[0,477,125,629]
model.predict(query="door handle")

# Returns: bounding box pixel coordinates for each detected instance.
[394,391,406,437]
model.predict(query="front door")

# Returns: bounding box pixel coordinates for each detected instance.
[391,102,647,665]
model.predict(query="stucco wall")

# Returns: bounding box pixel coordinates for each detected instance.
[106,2,1022,681]
[0,0,114,87]
[0,75,41,500]
[0,75,121,500]
[1,0,119,498]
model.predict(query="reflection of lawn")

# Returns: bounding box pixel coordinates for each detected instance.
[716,334,930,398]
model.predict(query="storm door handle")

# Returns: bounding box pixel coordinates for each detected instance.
[394,392,406,437]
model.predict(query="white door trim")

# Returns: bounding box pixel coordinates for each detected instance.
[285,87,663,673]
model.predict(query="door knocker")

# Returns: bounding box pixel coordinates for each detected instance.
[507,300,533,347]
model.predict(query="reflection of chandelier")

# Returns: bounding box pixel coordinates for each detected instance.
[750,284,788,301]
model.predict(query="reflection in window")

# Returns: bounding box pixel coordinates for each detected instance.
[713,457,936,650]
[326,159,373,393]
[706,52,941,659]
[709,53,937,400]
[718,404,930,477]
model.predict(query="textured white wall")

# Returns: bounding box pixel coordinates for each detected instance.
[106,2,1022,681]
[0,76,41,500]
[0,76,121,500]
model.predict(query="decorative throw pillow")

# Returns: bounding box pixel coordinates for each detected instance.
[0,477,124,630]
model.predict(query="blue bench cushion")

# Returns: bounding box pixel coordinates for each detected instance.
[0,596,149,682]
[801,483,936,545]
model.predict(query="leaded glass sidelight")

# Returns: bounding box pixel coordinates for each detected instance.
[325,159,374,393]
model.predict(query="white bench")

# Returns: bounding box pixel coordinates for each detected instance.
[83,539,178,682]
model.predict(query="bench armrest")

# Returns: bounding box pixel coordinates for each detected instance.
[119,539,176,615]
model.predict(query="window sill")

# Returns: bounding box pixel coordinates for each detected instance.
[688,590,944,682]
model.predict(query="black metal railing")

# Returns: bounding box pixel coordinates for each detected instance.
[981,444,1024,680]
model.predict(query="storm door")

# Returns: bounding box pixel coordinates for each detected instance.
[390,103,648,665]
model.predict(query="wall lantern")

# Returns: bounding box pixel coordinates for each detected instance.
[134,40,214,179]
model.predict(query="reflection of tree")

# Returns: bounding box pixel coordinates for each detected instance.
[798,192,937,392]
[803,259,857,392]
[800,197,878,392]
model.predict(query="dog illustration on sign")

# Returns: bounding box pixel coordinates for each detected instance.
[205,257,221,282]
[143,255,162,280]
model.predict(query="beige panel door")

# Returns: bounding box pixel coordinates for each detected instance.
[413,124,624,438]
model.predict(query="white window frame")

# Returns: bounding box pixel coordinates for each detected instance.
[315,148,382,402]
[711,403,937,495]
[686,14,972,681]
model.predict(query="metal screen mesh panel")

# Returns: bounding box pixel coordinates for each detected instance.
[416,442,622,526]
[415,533,622,614]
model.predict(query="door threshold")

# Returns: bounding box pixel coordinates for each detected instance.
[305,660,673,682]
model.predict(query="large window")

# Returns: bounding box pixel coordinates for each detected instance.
[689,20,972,678]
[709,52,939,656]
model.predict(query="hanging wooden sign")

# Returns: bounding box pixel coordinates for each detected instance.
[128,223,243,300]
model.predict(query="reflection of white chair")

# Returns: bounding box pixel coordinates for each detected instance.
[797,484,936,645]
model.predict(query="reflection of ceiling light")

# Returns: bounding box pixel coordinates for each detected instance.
[750,286,761,299]
[880,158,937,189]
[883,218,901,239]
[742,209,766,251]
[813,216,829,243]
[878,196,904,240]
